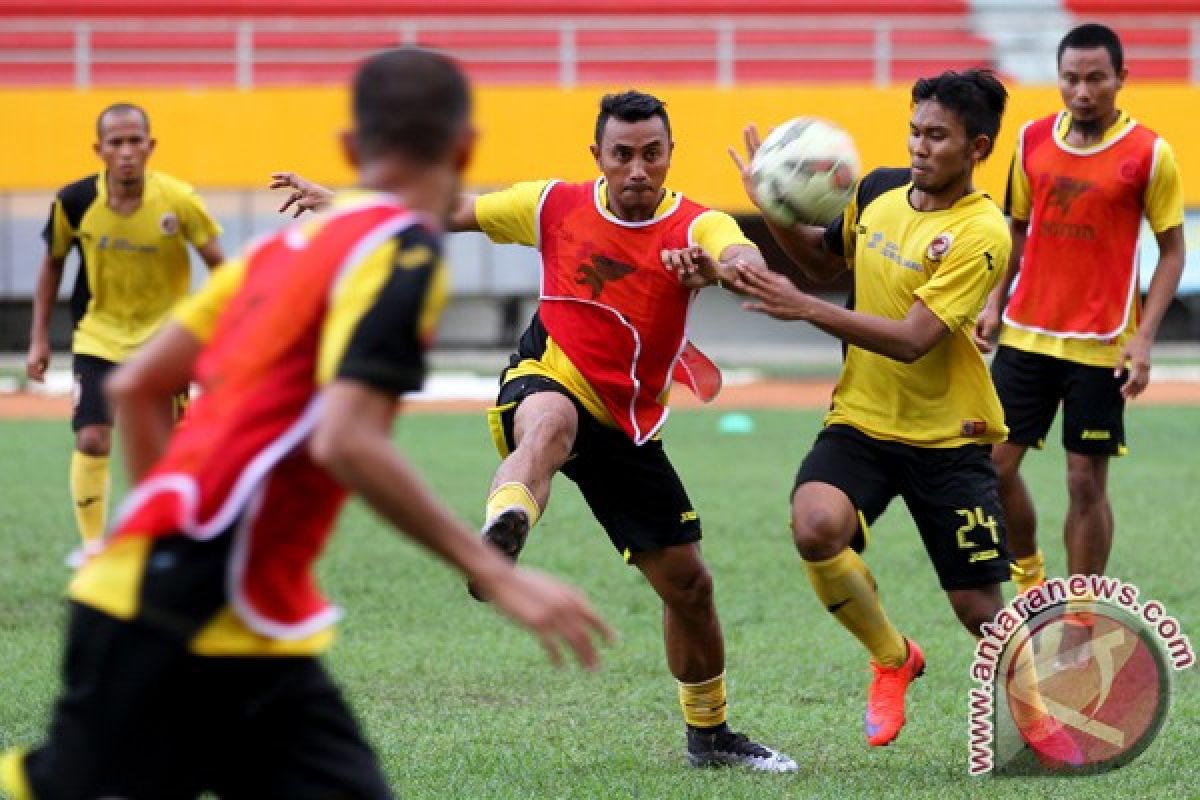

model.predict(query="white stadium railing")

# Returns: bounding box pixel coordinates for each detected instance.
[1,14,1198,88]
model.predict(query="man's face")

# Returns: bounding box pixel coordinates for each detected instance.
[590,116,672,219]
[908,100,978,196]
[94,110,154,185]
[1058,46,1124,125]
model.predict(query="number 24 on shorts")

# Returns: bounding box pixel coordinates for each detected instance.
[955,507,1000,562]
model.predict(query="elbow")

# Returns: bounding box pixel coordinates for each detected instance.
[893,339,936,364]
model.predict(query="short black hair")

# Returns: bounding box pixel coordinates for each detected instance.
[96,103,150,139]
[911,69,1008,159]
[594,90,671,145]
[1057,23,1124,74]
[353,47,470,161]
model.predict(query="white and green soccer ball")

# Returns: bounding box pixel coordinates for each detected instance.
[749,117,861,227]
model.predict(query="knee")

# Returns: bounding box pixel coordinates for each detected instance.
[991,445,1022,487]
[75,427,111,457]
[517,409,576,462]
[666,563,715,613]
[1065,462,1105,505]
[950,594,1002,636]
[791,505,847,561]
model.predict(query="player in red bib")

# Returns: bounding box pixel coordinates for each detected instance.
[1,49,611,800]
[268,93,797,773]
[975,24,1186,602]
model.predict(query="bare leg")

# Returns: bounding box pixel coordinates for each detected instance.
[490,392,577,511]
[1063,452,1112,576]
[992,441,1036,559]
[946,585,1005,636]
[634,543,723,682]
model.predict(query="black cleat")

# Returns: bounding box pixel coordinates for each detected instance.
[686,726,798,773]
[467,509,531,601]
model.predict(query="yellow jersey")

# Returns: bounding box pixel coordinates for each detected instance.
[475,179,753,426]
[43,170,222,363]
[825,168,1011,447]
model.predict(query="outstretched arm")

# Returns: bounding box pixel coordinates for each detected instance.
[309,381,615,668]
[733,261,949,363]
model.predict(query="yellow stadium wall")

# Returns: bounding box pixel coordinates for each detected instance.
[8,85,1200,209]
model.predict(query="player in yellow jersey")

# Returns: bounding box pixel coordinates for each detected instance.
[26,103,226,565]
[726,70,1079,765]
[270,91,797,773]
[974,24,1186,606]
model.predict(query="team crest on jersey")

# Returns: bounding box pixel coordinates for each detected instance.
[159,212,180,235]
[926,232,954,262]
[576,253,635,299]
[1046,175,1091,216]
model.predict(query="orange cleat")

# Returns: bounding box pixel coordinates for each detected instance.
[1023,713,1085,769]
[865,638,925,746]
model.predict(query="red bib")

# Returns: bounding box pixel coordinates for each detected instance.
[537,180,715,443]
[114,200,426,638]
[1005,114,1156,339]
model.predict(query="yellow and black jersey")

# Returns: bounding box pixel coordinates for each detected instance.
[71,191,447,658]
[43,170,222,363]
[822,167,1010,447]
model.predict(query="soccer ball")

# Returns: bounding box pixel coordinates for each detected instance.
[750,117,861,227]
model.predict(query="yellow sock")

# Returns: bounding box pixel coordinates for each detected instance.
[69,451,109,546]
[0,748,33,800]
[804,549,907,668]
[678,672,727,729]
[1011,550,1045,595]
[484,482,540,529]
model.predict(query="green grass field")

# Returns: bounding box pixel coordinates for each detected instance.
[2,407,1198,799]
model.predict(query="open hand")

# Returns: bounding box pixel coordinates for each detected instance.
[269,171,334,216]
[728,124,764,209]
[475,566,616,670]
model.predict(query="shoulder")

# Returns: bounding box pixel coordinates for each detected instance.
[150,171,199,199]
[393,221,443,264]
[856,167,911,210]
[55,174,101,226]
[949,197,1010,257]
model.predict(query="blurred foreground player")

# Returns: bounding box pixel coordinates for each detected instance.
[0,48,611,800]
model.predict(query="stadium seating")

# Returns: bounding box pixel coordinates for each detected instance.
[6,1,1196,86]
[0,0,971,14]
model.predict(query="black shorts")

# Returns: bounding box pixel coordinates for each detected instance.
[16,602,392,800]
[72,353,190,432]
[991,345,1127,456]
[794,424,1010,591]
[71,354,116,431]
[490,374,702,560]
